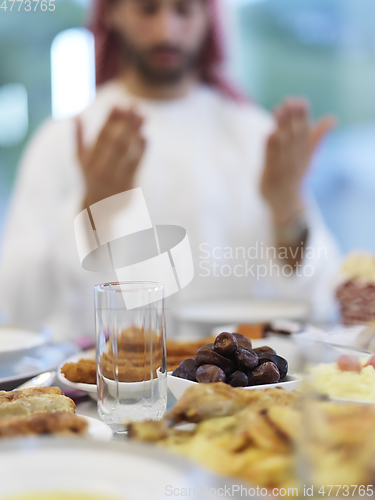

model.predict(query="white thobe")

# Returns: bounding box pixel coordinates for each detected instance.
[0,81,341,340]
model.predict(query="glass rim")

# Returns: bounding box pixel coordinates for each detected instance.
[94,281,165,293]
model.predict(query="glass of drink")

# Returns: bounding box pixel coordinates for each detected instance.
[95,281,167,433]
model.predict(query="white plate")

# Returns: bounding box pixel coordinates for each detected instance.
[57,349,97,399]
[0,342,79,391]
[167,373,301,400]
[167,373,302,401]
[58,351,166,401]
[297,325,366,348]
[0,439,242,500]
[0,326,48,361]
[176,299,310,324]
[84,416,113,441]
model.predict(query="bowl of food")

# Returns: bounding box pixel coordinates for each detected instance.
[58,350,97,399]
[167,331,301,400]
[307,352,375,404]
[336,252,375,325]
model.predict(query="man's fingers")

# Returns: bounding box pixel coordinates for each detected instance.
[95,107,143,151]
[115,134,147,183]
[126,135,147,173]
[310,115,337,152]
[290,101,309,137]
[92,108,144,173]
[287,102,310,172]
[106,116,144,173]
[264,132,281,174]
[271,99,311,177]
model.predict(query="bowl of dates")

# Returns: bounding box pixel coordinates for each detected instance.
[167,332,301,400]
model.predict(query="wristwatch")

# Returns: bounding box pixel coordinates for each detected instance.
[274,211,309,246]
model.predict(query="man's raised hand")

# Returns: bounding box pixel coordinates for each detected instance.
[76,107,146,208]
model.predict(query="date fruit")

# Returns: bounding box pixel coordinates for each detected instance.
[248,362,280,385]
[234,348,258,372]
[172,367,192,380]
[228,371,248,387]
[172,367,182,377]
[232,333,253,351]
[196,364,226,383]
[179,358,197,381]
[214,332,238,357]
[258,353,288,380]
[195,346,235,375]
[253,346,276,356]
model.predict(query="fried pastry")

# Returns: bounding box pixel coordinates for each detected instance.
[167,382,297,424]
[61,358,97,384]
[129,382,375,490]
[0,387,75,420]
[0,412,88,437]
[129,383,300,489]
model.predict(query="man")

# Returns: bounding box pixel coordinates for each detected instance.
[0,0,340,340]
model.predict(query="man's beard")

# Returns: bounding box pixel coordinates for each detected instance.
[117,36,203,85]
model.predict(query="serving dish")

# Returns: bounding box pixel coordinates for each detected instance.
[57,349,97,399]
[58,350,165,401]
[0,439,242,500]
[167,372,302,400]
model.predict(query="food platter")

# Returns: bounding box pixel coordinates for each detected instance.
[57,335,300,400]
[57,332,301,398]
[0,439,243,500]
[3,329,375,493]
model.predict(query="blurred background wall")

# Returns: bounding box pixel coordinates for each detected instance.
[1,0,375,254]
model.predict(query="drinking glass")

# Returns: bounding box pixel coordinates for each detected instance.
[95,281,167,433]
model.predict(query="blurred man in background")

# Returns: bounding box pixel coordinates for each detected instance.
[0,0,340,340]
